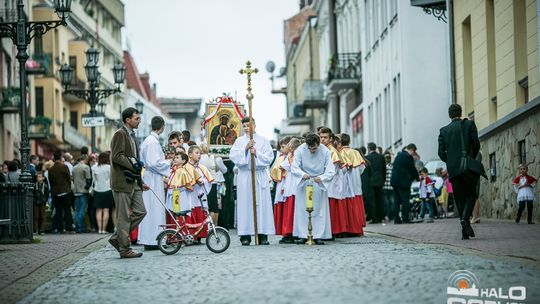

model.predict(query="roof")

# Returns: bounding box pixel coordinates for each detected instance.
[284,6,316,57]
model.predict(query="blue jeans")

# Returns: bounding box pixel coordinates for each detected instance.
[74,194,89,232]
[419,198,434,220]
[383,189,395,221]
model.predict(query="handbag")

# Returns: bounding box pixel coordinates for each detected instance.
[459,120,487,179]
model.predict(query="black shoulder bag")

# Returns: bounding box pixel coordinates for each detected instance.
[459,120,487,179]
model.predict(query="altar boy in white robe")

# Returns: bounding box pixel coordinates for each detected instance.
[138,116,171,250]
[229,117,275,245]
[291,133,335,245]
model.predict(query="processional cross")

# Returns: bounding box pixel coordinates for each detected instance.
[239,61,260,245]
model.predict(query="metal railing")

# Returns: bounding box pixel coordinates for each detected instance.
[29,116,52,139]
[0,87,21,113]
[327,52,362,82]
[0,9,17,23]
[0,182,34,243]
[32,53,54,77]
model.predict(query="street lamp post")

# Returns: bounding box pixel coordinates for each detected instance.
[59,49,125,153]
[0,0,71,182]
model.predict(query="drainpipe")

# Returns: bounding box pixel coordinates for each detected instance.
[447,0,456,104]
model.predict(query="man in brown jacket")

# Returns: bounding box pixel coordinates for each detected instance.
[109,107,148,258]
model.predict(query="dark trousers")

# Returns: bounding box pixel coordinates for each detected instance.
[33,204,46,233]
[383,189,395,221]
[393,186,411,222]
[52,193,74,232]
[517,200,533,223]
[450,175,479,222]
[371,186,384,222]
[110,189,146,254]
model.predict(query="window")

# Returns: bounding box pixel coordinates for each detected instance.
[518,140,526,164]
[376,94,382,143]
[70,111,78,129]
[69,56,77,85]
[462,16,474,116]
[34,36,43,55]
[489,153,496,182]
[486,0,497,122]
[368,104,374,141]
[365,0,371,49]
[390,0,398,21]
[393,74,402,144]
[384,85,391,148]
[35,87,44,117]
[513,0,528,106]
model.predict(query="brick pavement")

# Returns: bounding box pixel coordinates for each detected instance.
[0,233,108,303]
[18,232,540,304]
[364,218,540,261]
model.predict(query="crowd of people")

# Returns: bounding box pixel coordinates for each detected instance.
[0,104,536,257]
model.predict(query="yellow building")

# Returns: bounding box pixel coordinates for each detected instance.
[452,0,540,221]
[0,0,32,163]
[282,6,325,136]
[28,0,125,157]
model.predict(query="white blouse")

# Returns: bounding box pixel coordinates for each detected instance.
[514,176,536,202]
[92,164,111,192]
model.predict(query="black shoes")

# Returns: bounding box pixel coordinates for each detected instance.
[314,239,325,245]
[279,236,295,244]
[259,234,270,245]
[461,220,475,240]
[295,238,307,245]
[240,235,251,246]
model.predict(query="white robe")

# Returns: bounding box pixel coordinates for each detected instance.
[138,132,170,245]
[229,133,275,236]
[291,144,335,239]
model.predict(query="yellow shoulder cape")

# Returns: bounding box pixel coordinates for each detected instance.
[270,154,286,182]
[326,144,342,164]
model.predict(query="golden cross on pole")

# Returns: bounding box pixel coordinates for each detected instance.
[239,61,260,245]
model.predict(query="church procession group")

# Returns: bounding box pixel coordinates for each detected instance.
[108,107,366,259]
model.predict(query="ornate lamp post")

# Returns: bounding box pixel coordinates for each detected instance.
[0,0,71,182]
[59,49,125,153]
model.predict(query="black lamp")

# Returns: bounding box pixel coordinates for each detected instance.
[135,100,144,114]
[54,0,72,20]
[59,63,73,87]
[113,62,126,85]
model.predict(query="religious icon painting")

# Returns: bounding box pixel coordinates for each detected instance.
[202,94,245,157]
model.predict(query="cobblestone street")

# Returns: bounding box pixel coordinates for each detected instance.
[15,231,540,304]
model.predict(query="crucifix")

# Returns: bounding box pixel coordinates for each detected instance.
[239,61,260,245]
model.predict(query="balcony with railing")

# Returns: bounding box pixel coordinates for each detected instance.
[0,87,20,114]
[327,52,362,92]
[63,77,87,102]
[32,53,54,77]
[302,80,326,109]
[0,9,17,23]
[28,116,52,140]
[63,123,89,149]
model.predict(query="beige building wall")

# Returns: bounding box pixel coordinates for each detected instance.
[286,26,322,130]
[453,0,540,221]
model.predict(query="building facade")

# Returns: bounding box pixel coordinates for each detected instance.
[354,0,450,160]
[451,0,540,221]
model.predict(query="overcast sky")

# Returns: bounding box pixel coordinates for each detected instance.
[123,0,298,139]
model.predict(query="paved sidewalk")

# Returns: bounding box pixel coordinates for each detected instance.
[364,218,540,261]
[0,233,109,303]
